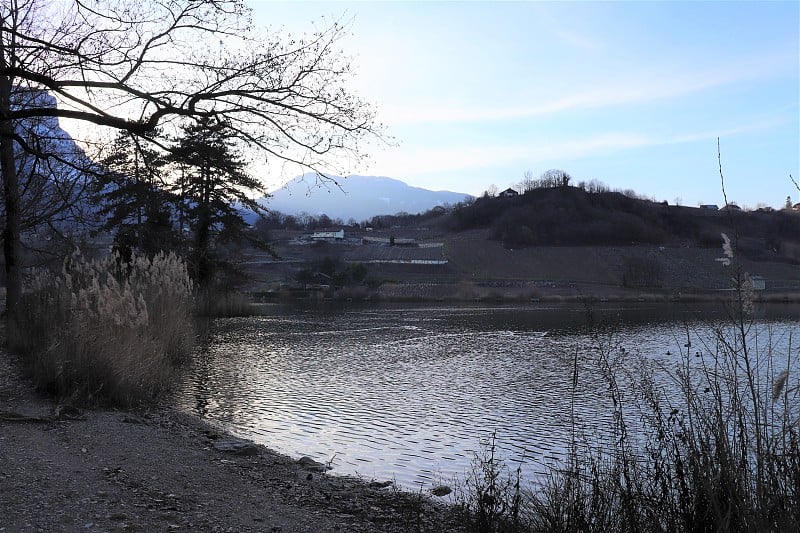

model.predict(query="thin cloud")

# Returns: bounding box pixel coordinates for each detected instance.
[372,119,784,179]
[371,133,653,178]
[380,50,795,126]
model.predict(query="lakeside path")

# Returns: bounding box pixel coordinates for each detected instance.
[0,353,458,532]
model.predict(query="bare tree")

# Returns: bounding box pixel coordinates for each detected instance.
[540,169,571,188]
[0,0,380,316]
[521,170,536,193]
[3,89,96,242]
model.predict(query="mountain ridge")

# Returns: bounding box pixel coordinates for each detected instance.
[258,174,472,221]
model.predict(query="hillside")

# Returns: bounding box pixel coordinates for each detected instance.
[241,187,800,301]
[451,187,800,264]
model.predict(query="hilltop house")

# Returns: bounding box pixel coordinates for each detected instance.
[499,188,519,198]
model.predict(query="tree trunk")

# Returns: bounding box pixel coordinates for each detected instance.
[194,166,212,288]
[0,71,21,320]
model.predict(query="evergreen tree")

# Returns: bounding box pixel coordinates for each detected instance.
[92,132,177,260]
[169,118,268,287]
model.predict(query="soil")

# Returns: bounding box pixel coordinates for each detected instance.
[0,352,462,532]
[252,228,800,303]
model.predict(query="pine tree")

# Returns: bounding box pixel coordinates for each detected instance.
[169,118,268,287]
[92,132,177,260]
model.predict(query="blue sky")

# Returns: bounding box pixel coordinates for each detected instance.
[251,1,798,208]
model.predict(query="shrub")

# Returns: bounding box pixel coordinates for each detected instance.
[454,432,528,533]
[621,257,664,288]
[10,250,194,405]
[457,236,799,532]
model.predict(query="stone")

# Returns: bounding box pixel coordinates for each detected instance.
[367,480,394,489]
[122,414,146,424]
[429,485,452,497]
[53,404,86,421]
[212,438,261,456]
[296,456,331,472]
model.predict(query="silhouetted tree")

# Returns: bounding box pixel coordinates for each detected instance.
[169,118,265,287]
[92,132,176,258]
[1,0,380,320]
[540,169,571,188]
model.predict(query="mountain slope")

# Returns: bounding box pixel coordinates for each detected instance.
[260,174,472,221]
[10,89,96,236]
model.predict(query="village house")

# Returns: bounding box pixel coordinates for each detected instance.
[751,275,766,291]
[310,229,345,241]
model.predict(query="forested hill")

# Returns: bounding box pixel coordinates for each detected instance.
[449,186,800,263]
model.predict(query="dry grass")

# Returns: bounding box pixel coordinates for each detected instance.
[9,250,195,405]
[539,247,798,532]
[454,237,799,532]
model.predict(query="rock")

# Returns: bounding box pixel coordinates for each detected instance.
[53,404,86,421]
[429,485,452,497]
[296,456,331,472]
[212,438,261,456]
[122,414,146,424]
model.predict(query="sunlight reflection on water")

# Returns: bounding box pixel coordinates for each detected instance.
[173,303,798,490]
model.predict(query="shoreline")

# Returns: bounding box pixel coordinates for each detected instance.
[0,351,459,532]
[252,285,800,305]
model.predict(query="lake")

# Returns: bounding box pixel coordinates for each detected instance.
[172,302,799,490]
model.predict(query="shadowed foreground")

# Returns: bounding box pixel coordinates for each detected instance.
[0,353,457,532]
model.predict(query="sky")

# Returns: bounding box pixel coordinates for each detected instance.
[248,0,799,208]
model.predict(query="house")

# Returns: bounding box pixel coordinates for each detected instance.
[499,188,519,198]
[311,229,345,240]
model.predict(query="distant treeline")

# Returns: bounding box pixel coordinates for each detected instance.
[255,205,452,233]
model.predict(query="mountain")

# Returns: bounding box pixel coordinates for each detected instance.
[258,174,472,222]
[10,89,97,236]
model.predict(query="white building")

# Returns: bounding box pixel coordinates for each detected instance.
[311,229,345,241]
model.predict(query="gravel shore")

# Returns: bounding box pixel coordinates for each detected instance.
[0,352,460,532]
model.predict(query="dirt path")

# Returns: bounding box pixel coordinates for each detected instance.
[0,353,459,532]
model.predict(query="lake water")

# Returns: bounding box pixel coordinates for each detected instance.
[172,302,799,490]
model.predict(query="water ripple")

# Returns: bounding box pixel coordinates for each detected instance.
[174,304,798,489]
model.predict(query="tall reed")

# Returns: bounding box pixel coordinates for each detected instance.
[10,249,195,405]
